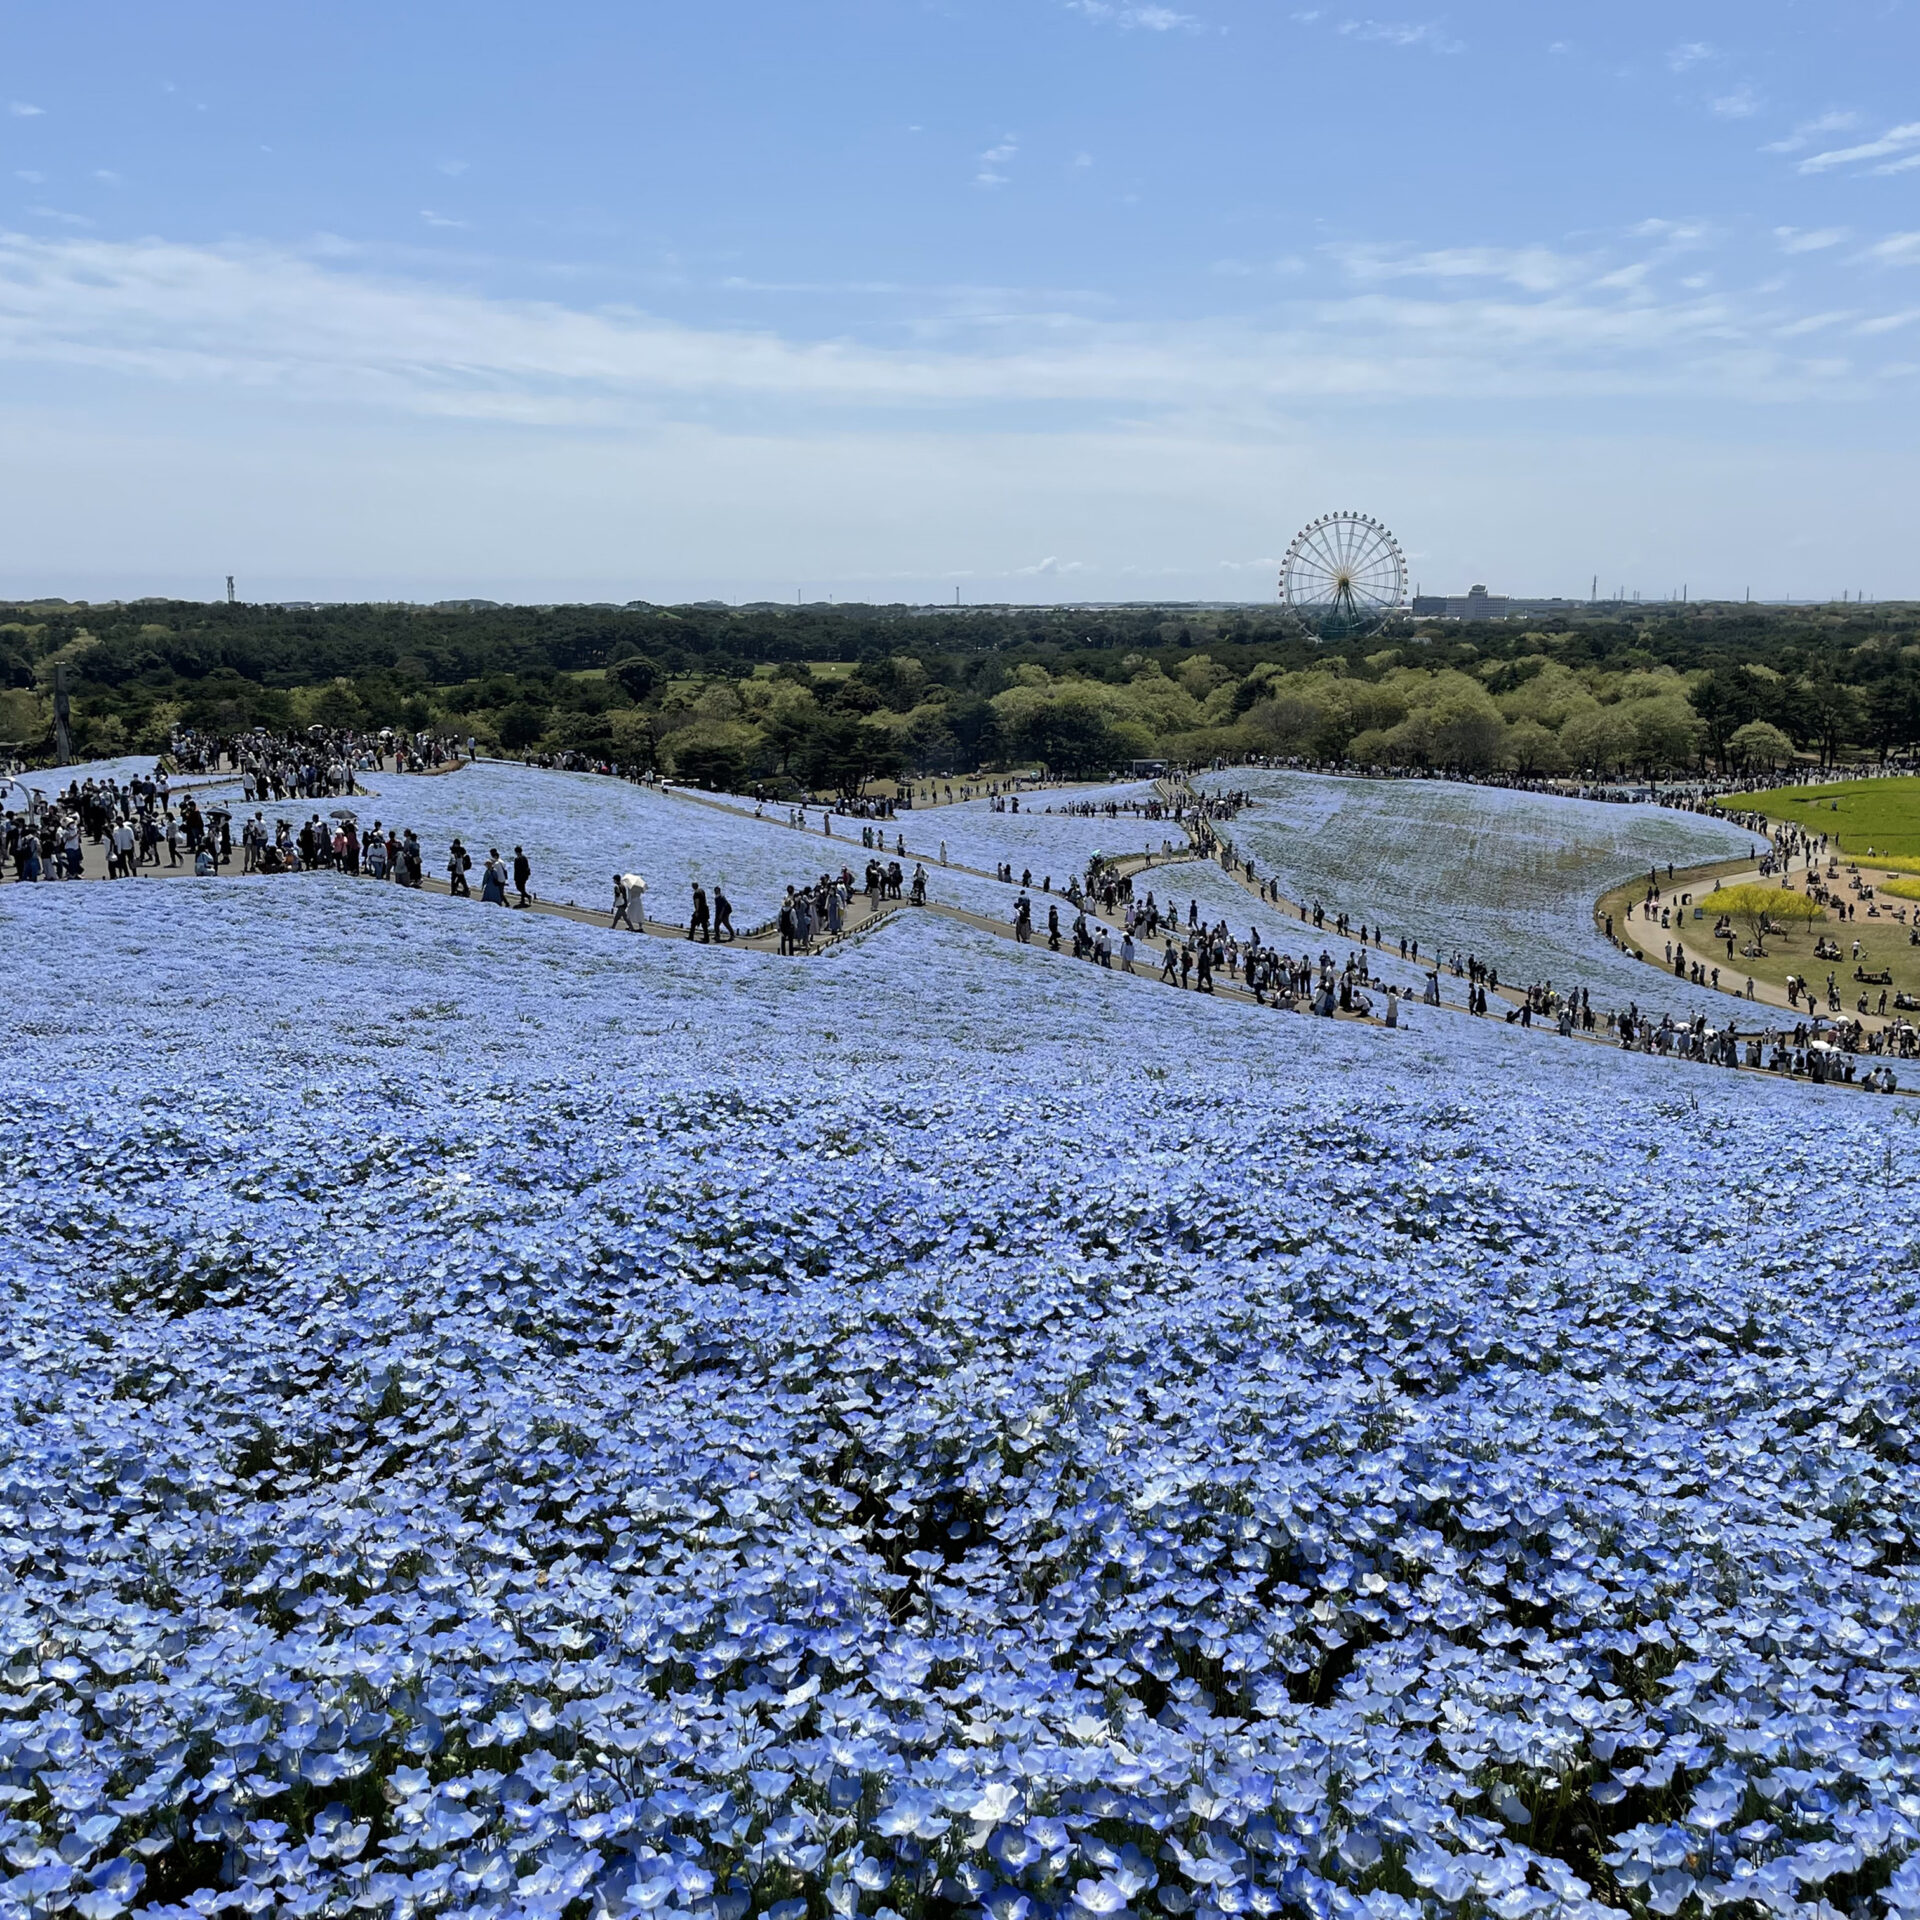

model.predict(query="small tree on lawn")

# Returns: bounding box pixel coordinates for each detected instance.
[1714,882,1822,956]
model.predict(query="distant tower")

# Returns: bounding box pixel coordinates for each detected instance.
[52,662,72,767]
[226,575,236,604]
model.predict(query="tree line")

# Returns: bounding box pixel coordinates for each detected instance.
[2,595,1917,786]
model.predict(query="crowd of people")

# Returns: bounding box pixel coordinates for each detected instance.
[2,768,223,881]
[7,737,1912,1097]
[166,725,464,792]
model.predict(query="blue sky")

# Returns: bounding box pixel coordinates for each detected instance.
[4,0,1919,604]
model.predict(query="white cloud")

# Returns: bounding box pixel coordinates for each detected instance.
[1015,555,1087,574]
[0,229,1902,440]
[1798,122,1920,175]
[1762,111,1860,155]
[976,136,1018,188]
[437,160,468,177]
[8,102,43,117]
[1667,42,1714,72]
[1066,1,1201,27]
[92,169,121,186]
[1776,312,1855,337]
[1856,309,1920,335]
[1864,233,1920,267]
[1775,226,1848,254]
[1710,86,1762,120]
[14,170,43,185]
[420,210,468,229]
[1335,18,1462,53]
[1331,243,1590,293]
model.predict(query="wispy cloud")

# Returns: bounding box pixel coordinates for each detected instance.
[1775,311,1855,337]
[0,231,1897,431]
[8,102,43,117]
[437,160,468,177]
[1856,307,1920,335]
[1015,556,1087,575]
[1762,111,1859,155]
[420,210,468,229]
[1710,86,1762,120]
[1667,42,1714,72]
[1336,18,1462,53]
[1798,121,1920,176]
[1331,243,1589,293]
[976,136,1018,188]
[1066,1,1201,27]
[1864,233,1920,267]
[14,169,44,185]
[1775,226,1849,254]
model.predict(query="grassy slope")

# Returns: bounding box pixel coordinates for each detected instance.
[1596,859,1920,1013]
[1721,776,1920,863]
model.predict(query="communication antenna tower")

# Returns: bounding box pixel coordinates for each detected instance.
[53,662,72,767]
[226,575,236,604]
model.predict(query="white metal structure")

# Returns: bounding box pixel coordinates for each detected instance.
[1279,513,1407,639]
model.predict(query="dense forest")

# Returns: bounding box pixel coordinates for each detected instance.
[3,594,1918,789]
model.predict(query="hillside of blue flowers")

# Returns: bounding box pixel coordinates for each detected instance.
[2,868,1918,1920]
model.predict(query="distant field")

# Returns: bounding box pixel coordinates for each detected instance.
[1721,776,1920,863]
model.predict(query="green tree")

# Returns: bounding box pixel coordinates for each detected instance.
[1502,718,1568,777]
[1726,719,1795,772]
[1560,706,1637,776]
[1619,694,1701,776]
[498,703,547,751]
[1867,672,1920,763]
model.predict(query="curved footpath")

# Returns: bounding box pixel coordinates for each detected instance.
[1592,851,1920,1036]
[10,762,1907,1095]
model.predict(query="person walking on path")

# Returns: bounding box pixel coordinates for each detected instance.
[512,846,532,907]
[713,885,734,941]
[448,839,471,896]
[690,883,711,942]
[612,875,637,930]
[480,849,508,905]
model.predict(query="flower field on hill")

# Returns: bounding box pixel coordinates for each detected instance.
[231,767,840,925]
[1206,774,1761,1016]
[1,873,1917,1920]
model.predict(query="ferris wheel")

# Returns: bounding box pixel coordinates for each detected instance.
[1279,512,1407,639]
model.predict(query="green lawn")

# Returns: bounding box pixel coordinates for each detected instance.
[1720,776,1920,865]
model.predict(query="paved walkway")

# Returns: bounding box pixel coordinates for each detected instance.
[11,767,1910,1091]
[1595,851,1917,1034]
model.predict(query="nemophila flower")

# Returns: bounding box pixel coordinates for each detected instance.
[0,794,1914,1920]
[1200,767,1757,1014]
